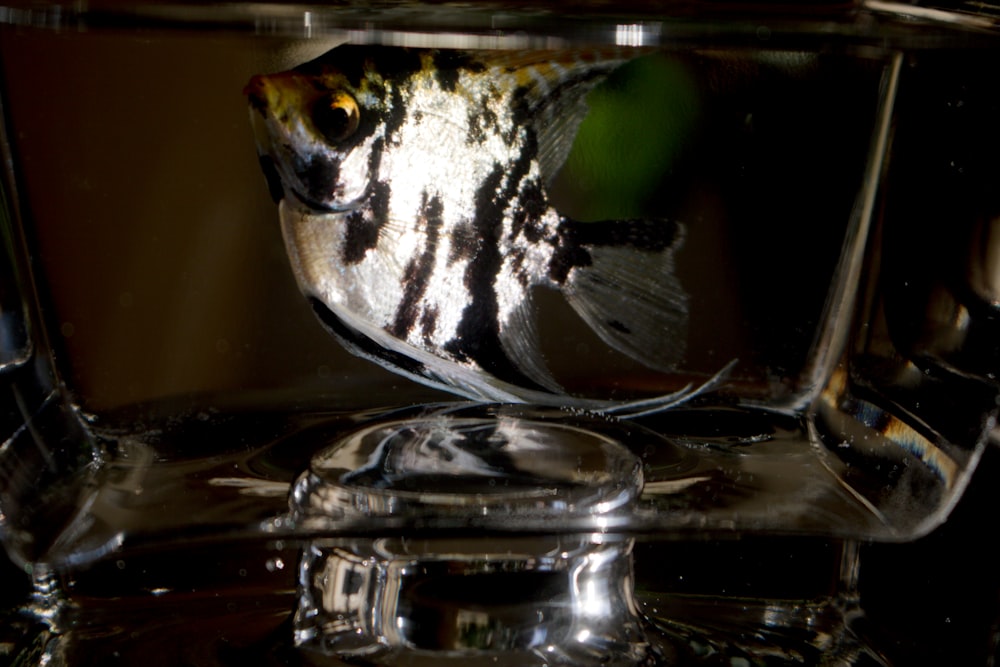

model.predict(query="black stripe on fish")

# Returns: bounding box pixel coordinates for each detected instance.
[303,49,412,159]
[467,92,501,146]
[548,218,682,284]
[432,50,486,93]
[293,100,388,212]
[342,180,391,265]
[390,192,443,338]
[548,231,591,284]
[444,163,505,362]
[509,177,548,244]
[334,78,412,237]
[447,222,480,265]
[297,45,424,90]
[308,296,428,379]
[295,153,341,208]
[257,156,285,204]
[419,305,439,345]
[569,218,681,250]
[383,83,410,143]
[444,139,548,390]
[608,320,631,334]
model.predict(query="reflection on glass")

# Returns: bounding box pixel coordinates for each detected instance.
[296,536,647,666]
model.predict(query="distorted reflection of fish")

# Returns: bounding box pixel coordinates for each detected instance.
[246,45,734,416]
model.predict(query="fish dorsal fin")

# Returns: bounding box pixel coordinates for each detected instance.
[562,219,689,372]
[478,49,636,182]
[532,78,600,186]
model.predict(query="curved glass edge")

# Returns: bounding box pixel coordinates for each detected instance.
[0,75,101,568]
[0,0,997,48]
[866,0,1000,30]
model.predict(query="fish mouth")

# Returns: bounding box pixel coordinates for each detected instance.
[244,75,274,114]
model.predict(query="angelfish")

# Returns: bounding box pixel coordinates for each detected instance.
[246,44,731,416]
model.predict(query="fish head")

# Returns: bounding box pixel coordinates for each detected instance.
[246,49,405,212]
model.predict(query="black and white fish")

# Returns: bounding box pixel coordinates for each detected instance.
[246,45,732,416]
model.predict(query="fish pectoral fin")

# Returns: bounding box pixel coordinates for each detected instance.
[498,293,565,395]
[564,239,689,373]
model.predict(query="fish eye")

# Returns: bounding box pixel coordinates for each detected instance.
[313,91,360,144]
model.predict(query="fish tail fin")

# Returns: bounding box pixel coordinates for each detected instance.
[560,218,689,373]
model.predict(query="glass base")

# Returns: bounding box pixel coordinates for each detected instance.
[5,535,885,667]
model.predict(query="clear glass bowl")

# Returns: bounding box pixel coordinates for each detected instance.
[2,1,999,664]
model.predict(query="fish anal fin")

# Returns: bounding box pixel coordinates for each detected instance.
[498,291,565,395]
